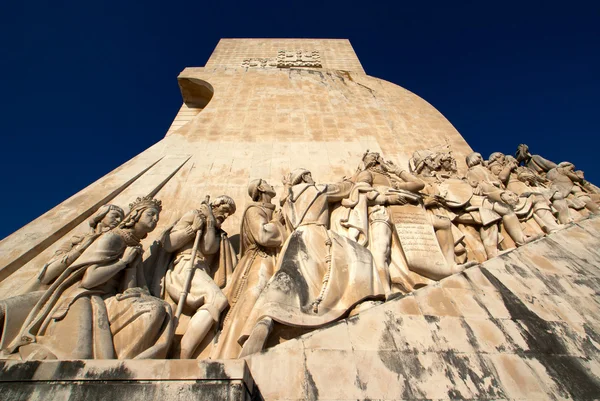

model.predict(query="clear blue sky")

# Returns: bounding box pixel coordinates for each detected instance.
[1,1,599,239]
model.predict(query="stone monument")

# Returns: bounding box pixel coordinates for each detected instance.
[1,39,600,400]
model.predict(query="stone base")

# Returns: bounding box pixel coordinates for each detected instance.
[0,359,254,401]
[243,217,600,400]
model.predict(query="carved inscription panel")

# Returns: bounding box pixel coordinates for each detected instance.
[391,205,447,271]
[241,50,322,69]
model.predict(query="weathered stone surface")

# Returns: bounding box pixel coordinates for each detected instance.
[2,38,600,400]
[243,219,600,400]
[0,359,254,400]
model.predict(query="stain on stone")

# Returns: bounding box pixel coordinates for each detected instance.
[0,360,40,381]
[355,82,376,98]
[377,350,419,399]
[354,371,367,391]
[379,311,399,351]
[573,276,600,294]
[423,315,440,324]
[481,268,600,398]
[305,69,325,80]
[69,381,157,401]
[55,360,86,380]
[582,323,600,355]
[458,318,481,351]
[205,361,228,379]
[486,317,516,352]
[83,362,134,380]
[276,232,310,307]
[302,350,319,401]
[441,351,506,400]
[347,314,360,326]
[505,261,530,278]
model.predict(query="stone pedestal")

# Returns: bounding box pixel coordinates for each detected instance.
[0,359,254,401]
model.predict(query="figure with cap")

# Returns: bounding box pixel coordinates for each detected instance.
[547,161,600,217]
[150,195,237,359]
[465,152,538,255]
[212,179,286,359]
[487,152,564,234]
[238,168,385,357]
[1,196,173,360]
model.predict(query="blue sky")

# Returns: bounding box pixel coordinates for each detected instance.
[1,1,599,239]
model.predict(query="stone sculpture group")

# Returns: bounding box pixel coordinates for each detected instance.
[1,144,598,361]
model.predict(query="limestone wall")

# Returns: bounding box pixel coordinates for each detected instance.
[245,217,600,400]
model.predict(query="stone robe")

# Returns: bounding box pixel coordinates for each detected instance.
[239,183,385,341]
[149,210,237,322]
[212,202,285,359]
[2,230,173,360]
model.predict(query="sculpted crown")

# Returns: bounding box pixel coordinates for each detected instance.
[129,195,163,212]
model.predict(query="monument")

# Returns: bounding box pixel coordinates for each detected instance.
[1,39,600,400]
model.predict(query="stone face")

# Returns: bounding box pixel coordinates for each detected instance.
[1,38,600,400]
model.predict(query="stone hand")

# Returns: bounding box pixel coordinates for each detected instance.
[191,212,205,232]
[389,194,408,205]
[122,246,142,265]
[273,209,286,224]
[282,173,292,186]
[381,160,395,172]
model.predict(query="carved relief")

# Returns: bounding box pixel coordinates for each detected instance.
[1,197,172,360]
[237,168,384,357]
[150,195,237,359]
[241,58,278,68]
[242,50,322,68]
[1,144,598,362]
[277,50,322,68]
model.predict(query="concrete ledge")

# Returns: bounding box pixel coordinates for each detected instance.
[0,359,254,401]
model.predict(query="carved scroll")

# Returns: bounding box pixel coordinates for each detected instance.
[390,205,447,274]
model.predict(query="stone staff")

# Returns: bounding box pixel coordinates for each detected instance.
[174,195,210,323]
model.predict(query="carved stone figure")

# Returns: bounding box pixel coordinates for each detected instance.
[238,168,385,357]
[354,151,435,291]
[330,168,425,294]
[153,195,237,359]
[1,197,173,360]
[515,143,558,175]
[408,149,476,266]
[22,204,126,294]
[488,152,563,234]
[547,162,600,215]
[212,180,285,359]
[0,204,126,354]
[465,152,536,251]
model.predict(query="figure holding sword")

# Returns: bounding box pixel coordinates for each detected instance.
[160,195,237,358]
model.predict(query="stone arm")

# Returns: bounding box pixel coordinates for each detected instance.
[392,169,426,193]
[246,207,284,248]
[562,168,584,184]
[119,256,149,292]
[497,164,514,186]
[38,235,92,284]
[200,216,220,255]
[531,154,557,173]
[368,191,410,206]
[324,181,354,202]
[80,235,137,289]
[163,210,204,253]
[467,167,502,195]
[39,255,75,285]
[384,162,426,193]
